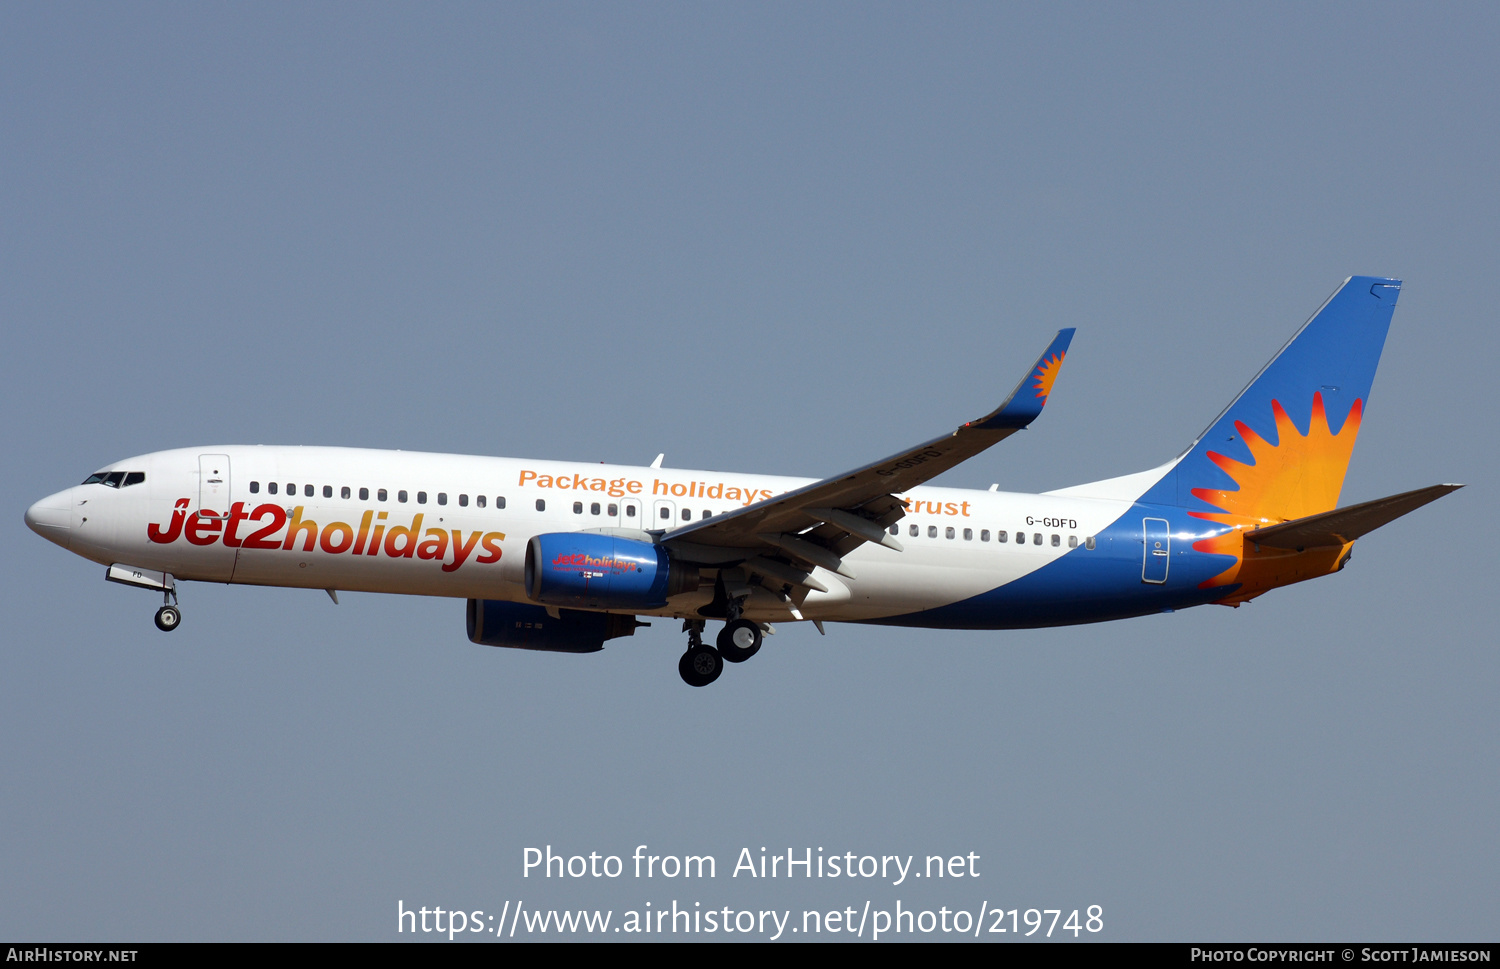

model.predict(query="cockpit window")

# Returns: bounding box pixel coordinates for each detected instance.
[83,471,130,488]
[124,472,145,487]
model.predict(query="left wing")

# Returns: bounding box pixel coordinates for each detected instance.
[660,329,1075,584]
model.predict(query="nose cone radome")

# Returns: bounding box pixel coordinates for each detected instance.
[25,489,73,549]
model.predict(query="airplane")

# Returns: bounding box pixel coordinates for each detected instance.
[25,276,1461,687]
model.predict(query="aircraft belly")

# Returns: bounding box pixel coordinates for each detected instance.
[227,545,517,599]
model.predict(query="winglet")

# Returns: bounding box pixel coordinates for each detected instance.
[970,328,1075,430]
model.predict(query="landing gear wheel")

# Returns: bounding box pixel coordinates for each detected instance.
[678,644,723,687]
[717,618,762,663]
[154,605,182,632]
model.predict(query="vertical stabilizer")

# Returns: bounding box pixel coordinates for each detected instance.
[1141,276,1401,522]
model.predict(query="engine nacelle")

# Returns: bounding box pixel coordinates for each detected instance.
[525,532,698,610]
[466,599,641,653]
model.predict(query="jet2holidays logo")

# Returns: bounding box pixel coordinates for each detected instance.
[147,500,504,573]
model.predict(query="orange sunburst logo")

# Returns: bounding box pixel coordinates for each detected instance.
[1190,393,1362,598]
[1032,352,1065,400]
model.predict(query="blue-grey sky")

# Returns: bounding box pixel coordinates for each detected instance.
[3,3,1495,941]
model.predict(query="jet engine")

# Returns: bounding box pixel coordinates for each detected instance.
[524,533,698,610]
[465,599,642,653]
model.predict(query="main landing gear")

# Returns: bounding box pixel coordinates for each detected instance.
[676,610,768,687]
[678,620,721,687]
[717,618,762,663]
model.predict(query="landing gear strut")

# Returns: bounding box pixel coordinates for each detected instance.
[677,619,722,687]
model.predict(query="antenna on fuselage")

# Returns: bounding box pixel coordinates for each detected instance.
[650,453,664,468]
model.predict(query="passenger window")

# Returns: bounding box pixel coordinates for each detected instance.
[250,481,260,494]
[1051,534,1060,547]
[378,489,388,502]
[341,486,351,499]
[660,507,670,520]
[1015,532,1023,544]
[928,525,937,538]
[287,483,295,495]
[702,510,712,519]
[574,502,583,514]
[438,493,447,506]
[981,529,990,542]
[625,504,636,517]
[535,499,545,512]
[945,526,955,539]
[1068,535,1078,548]
[607,503,617,516]
[359,487,369,500]
[124,472,145,487]
[268,482,278,495]
[416,491,426,504]
[304,484,314,497]
[459,494,469,507]
[322,485,332,498]
[1034,533,1043,545]
[963,528,973,541]
[398,490,409,503]
[682,508,691,520]
[1085,536,1096,550]
[909,524,919,537]
[590,502,600,515]
[889,525,899,535]
[497,497,506,509]
[476,495,486,508]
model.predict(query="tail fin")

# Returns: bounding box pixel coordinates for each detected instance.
[1141,276,1401,523]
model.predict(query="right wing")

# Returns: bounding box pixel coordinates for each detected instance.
[659,329,1075,586]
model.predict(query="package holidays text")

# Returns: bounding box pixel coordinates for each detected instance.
[516,470,775,506]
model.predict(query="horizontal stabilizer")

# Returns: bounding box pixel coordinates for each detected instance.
[1246,484,1463,550]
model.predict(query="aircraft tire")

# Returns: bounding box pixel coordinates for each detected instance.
[154,605,182,632]
[678,644,722,687]
[717,619,762,663]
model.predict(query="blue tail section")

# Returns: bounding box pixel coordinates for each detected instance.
[1140,276,1401,517]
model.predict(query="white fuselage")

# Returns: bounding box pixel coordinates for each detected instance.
[32,445,1141,623]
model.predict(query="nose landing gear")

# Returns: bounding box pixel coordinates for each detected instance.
[104,565,182,632]
[154,603,182,631]
[153,583,182,632]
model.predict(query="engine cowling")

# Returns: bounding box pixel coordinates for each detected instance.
[525,532,698,610]
[466,599,641,653]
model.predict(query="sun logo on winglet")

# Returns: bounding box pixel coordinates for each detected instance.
[1189,392,1363,596]
[1032,352,1065,400]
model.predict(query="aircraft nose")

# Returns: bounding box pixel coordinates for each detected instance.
[25,489,73,548]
